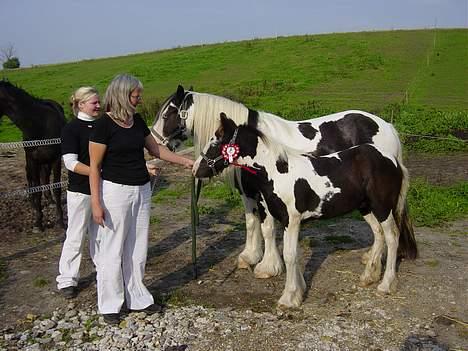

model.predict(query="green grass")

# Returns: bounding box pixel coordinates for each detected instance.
[1,29,465,151]
[0,119,22,142]
[386,105,468,152]
[201,180,243,209]
[408,180,468,227]
[424,259,440,267]
[152,183,190,204]
[1,29,466,119]
[32,276,50,288]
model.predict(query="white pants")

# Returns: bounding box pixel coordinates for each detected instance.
[56,191,97,289]
[96,180,154,314]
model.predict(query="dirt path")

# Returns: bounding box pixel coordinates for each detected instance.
[0,150,467,349]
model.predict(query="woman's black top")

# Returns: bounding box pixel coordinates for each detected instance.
[61,117,95,195]
[89,113,151,186]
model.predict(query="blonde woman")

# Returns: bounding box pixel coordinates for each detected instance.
[56,87,101,299]
[89,74,193,324]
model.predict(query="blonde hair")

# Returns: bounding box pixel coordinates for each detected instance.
[103,74,143,122]
[70,86,99,116]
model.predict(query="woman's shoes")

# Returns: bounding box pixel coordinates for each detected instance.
[59,286,77,299]
[102,313,120,325]
[129,303,163,315]
[102,304,162,324]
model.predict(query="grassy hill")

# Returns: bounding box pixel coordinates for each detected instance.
[1,28,467,148]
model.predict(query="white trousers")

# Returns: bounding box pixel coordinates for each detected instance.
[56,191,97,289]
[96,180,154,314]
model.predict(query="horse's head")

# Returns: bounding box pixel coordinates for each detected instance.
[151,84,194,151]
[193,112,260,179]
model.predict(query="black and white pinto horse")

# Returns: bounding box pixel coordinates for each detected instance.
[0,80,66,231]
[152,85,415,279]
[193,113,418,307]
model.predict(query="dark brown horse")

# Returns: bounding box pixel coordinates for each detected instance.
[0,79,66,231]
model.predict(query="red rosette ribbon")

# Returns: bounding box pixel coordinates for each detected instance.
[221,143,240,163]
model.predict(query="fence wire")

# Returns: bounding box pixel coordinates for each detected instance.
[0,138,62,150]
[0,181,68,199]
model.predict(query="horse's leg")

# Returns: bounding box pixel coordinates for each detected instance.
[52,157,65,228]
[359,213,384,286]
[26,155,44,232]
[377,214,399,294]
[278,218,306,308]
[254,209,284,278]
[237,195,263,269]
[40,163,54,204]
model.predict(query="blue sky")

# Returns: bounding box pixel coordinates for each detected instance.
[1,0,466,67]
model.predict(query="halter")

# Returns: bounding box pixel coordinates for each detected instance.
[169,95,192,132]
[199,128,257,176]
[152,94,193,145]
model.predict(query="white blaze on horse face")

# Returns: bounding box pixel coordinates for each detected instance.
[151,115,167,145]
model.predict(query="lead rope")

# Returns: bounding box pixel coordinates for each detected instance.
[191,176,202,278]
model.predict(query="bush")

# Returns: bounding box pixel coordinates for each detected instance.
[408,180,468,227]
[380,103,468,152]
[2,57,20,69]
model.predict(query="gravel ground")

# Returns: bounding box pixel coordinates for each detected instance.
[0,302,454,351]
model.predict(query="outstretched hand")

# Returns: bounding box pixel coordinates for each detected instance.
[146,162,161,177]
[183,158,194,169]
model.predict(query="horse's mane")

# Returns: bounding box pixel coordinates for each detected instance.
[251,124,304,164]
[191,93,249,157]
[0,80,41,104]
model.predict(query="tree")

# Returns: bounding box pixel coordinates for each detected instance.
[1,43,20,69]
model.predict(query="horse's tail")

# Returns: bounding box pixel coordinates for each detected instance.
[395,162,418,260]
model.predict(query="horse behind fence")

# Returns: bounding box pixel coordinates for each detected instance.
[0,79,66,231]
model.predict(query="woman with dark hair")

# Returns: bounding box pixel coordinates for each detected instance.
[89,74,193,324]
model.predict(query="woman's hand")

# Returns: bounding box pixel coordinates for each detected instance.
[146,161,161,176]
[92,203,105,227]
[182,157,194,169]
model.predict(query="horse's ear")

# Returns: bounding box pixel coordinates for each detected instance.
[188,85,194,91]
[175,85,185,104]
[219,112,237,138]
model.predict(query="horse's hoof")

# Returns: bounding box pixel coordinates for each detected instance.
[277,295,303,309]
[359,268,381,287]
[377,280,397,295]
[254,262,284,279]
[358,277,374,287]
[254,270,274,279]
[237,256,252,270]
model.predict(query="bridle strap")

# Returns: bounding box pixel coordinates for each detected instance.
[199,152,224,176]
[174,93,193,131]
[151,130,169,145]
[199,128,257,176]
